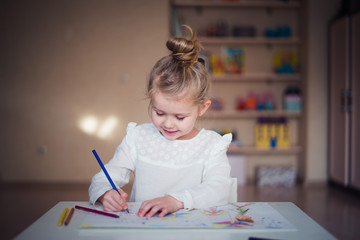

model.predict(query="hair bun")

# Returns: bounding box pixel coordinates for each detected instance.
[166,25,202,66]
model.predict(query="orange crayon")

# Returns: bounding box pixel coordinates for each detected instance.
[64,208,74,226]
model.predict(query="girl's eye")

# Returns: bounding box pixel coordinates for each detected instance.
[156,111,164,116]
[176,116,185,120]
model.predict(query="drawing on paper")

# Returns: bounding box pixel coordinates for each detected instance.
[201,207,226,216]
[213,220,253,228]
[162,212,191,219]
[79,202,295,230]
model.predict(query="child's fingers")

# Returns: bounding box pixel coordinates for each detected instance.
[158,208,169,218]
[145,205,161,218]
[101,190,127,212]
[103,196,122,211]
[103,201,120,212]
[108,196,124,211]
[137,200,169,218]
[120,201,128,211]
[137,201,153,217]
[137,196,184,218]
[118,189,129,210]
[119,188,128,199]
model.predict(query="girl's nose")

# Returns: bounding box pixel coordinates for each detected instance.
[164,116,174,128]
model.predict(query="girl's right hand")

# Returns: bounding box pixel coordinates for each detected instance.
[98,189,128,212]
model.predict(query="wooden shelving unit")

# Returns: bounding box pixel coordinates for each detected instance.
[171,0,303,159]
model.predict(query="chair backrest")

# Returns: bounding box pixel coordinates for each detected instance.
[229,177,238,202]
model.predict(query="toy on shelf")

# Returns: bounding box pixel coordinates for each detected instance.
[255,117,290,149]
[208,47,245,75]
[206,20,230,37]
[256,95,265,111]
[206,24,217,37]
[222,47,245,74]
[264,25,292,38]
[236,91,275,111]
[236,96,246,110]
[245,92,257,110]
[283,86,302,112]
[210,97,224,111]
[277,117,290,148]
[264,92,275,111]
[209,54,226,75]
[273,51,299,74]
[216,20,229,37]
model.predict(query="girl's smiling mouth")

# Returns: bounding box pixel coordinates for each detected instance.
[163,129,179,135]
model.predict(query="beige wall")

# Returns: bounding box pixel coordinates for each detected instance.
[304,0,341,183]
[1,0,168,182]
[0,0,342,183]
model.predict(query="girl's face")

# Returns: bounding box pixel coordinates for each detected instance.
[150,91,210,140]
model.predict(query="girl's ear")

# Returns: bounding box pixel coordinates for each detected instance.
[199,100,212,116]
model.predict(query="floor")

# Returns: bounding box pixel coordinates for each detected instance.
[1,182,359,240]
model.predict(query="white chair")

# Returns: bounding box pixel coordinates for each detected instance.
[229,177,238,202]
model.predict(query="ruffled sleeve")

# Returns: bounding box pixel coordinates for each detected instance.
[211,133,232,155]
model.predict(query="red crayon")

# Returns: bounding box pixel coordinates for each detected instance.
[75,205,119,218]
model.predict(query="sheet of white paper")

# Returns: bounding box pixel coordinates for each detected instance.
[79,202,295,230]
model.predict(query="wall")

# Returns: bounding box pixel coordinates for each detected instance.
[304,0,341,184]
[0,0,169,182]
[0,0,343,184]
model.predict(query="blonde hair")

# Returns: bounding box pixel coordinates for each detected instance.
[147,25,210,105]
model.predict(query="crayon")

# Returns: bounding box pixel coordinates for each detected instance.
[58,208,68,227]
[75,205,119,218]
[64,207,74,226]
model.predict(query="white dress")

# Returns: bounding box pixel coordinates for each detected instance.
[89,122,232,210]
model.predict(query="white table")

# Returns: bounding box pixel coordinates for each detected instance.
[14,201,337,240]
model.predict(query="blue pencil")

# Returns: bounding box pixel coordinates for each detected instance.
[92,149,129,213]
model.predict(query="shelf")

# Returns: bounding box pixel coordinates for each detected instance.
[211,73,301,82]
[172,0,300,9]
[172,0,304,160]
[198,37,300,45]
[227,145,302,155]
[205,110,302,118]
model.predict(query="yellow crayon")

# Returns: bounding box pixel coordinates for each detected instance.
[58,208,69,227]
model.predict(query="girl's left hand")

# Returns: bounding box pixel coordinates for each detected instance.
[137,196,184,218]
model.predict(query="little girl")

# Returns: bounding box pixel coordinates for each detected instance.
[89,25,232,218]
